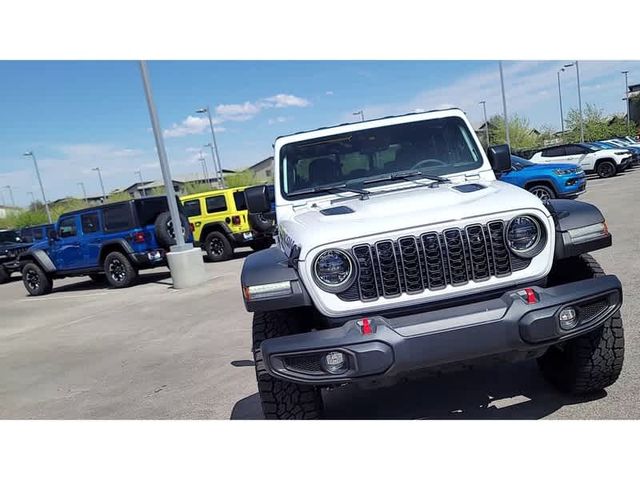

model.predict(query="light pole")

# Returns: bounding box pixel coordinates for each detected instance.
[77,182,88,203]
[4,185,15,206]
[23,151,52,224]
[564,62,584,142]
[479,100,489,146]
[353,110,365,122]
[92,167,107,203]
[499,61,510,146]
[622,70,630,134]
[196,106,225,189]
[134,170,145,197]
[203,142,221,188]
[557,68,566,137]
[199,150,211,186]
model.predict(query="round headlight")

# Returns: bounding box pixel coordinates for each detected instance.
[506,216,545,257]
[313,249,356,292]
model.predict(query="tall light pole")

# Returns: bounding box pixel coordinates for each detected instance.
[557,68,566,137]
[499,61,510,146]
[134,170,145,197]
[23,151,52,224]
[140,61,187,249]
[199,150,211,186]
[4,185,15,206]
[353,110,365,122]
[564,62,584,142]
[77,182,87,203]
[195,106,225,189]
[203,142,221,188]
[622,70,630,134]
[479,100,489,146]
[92,167,107,202]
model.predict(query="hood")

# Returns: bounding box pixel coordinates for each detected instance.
[279,180,550,256]
[521,162,579,172]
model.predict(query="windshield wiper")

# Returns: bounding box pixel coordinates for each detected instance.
[363,170,451,186]
[289,184,371,199]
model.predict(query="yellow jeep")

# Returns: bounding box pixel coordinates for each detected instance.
[180,187,273,262]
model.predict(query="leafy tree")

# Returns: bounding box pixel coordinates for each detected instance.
[564,103,638,142]
[488,114,542,150]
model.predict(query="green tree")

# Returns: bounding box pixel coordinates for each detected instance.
[564,103,638,142]
[488,114,543,150]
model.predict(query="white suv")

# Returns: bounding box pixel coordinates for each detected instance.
[529,143,631,178]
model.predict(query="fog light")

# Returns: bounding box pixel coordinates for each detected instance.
[322,351,346,374]
[559,307,578,330]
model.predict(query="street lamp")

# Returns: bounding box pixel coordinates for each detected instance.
[203,142,221,188]
[564,62,584,142]
[195,107,225,188]
[353,110,365,122]
[479,100,489,146]
[92,167,107,203]
[557,67,566,137]
[4,185,15,206]
[622,71,630,134]
[498,61,510,146]
[23,150,52,224]
[134,170,144,197]
[77,182,88,203]
[198,150,211,186]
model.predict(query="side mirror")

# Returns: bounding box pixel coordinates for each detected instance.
[48,229,59,241]
[487,144,512,173]
[245,185,271,214]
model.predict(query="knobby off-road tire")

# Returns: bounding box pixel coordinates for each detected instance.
[204,231,233,262]
[537,254,624,394]
[252,310,324,419]
[22,262,53,296]
[104,251,138,288]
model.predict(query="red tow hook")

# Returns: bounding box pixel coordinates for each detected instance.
[517,287,539,305]
[357,318,374,335]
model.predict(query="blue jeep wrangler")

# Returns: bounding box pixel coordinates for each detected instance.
[19,196,190,296]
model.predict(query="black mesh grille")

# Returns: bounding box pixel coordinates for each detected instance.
[283,354,323,374]
[344,220,532,302]
[577,299,609,324]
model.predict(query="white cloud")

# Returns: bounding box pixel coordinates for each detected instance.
[163,115,225,138]
[215,101,262,121]
[263,93,310,108]
[268,116,289,125]
[325,90,334,96]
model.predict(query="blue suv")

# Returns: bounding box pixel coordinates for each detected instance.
[19,196,191,296]
[501,155,587,201]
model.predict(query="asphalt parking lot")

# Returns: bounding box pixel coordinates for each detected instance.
[1,170,639,420]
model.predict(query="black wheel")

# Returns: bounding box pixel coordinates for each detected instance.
[250,238,274,251]
[0,266,9,284]
[104,251,138,288]
[89,273,107,284]
[528,184,556,201]
[253,311,324,419]
[154,211,190,249]
[21,262,53,296]
[596,160,616,178]
[203,231,233,262]
[537,254,625,394]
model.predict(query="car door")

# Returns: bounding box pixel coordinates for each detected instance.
[182,198,204,242]
[53,216,83,270]
[540,146,566,163]
[563,145,590,168]
[80,211,102,268]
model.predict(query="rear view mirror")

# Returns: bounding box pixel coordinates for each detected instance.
[245,185,271,214]
[487,144,512,173]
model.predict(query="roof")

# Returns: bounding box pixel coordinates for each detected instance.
[0,204,20,210]
[248,156,274,171]
[180,186,248,201]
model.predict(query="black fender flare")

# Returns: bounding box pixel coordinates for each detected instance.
[241,247,312,312]
[200,221,233,243]
[99,239,135,264]
[546,199,611,259]
[19,249,57,273]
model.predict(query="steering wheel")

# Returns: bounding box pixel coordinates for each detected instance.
[412,158,447,170]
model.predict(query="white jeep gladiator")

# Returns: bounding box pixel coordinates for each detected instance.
[241,108,624,419]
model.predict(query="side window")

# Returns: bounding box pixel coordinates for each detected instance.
[103,204,134,232]
[58,217,78,238]
[33,229,44,241]
[21,229,34,243]
[205,195,227,214]
[542,146,566,157]
[81,213,100,234]
[233,191,247,211]
[565,145,585,155]
[183,199,202,217]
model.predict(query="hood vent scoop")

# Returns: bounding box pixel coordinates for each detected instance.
[453,183,486,193]
[320,206,355,216]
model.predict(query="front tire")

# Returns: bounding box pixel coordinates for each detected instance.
[528,184,556,201]
[537,254,625,393]
[252,311,324,419]
[596,160,617,178]
[104,251,138,288]
[22,262,53,296]
[203,231,233,262]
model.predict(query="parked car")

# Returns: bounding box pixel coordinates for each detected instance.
[180,186,273,262]
[240,108,624,419]
[529,143,631,178]
[590,141,640,166]
[0,229,30,284]
[500,155,586,200]
[18,196,191,296]
[19,223,54,243]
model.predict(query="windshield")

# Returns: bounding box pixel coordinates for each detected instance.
[0,230,20,243]
[279,116,483,199]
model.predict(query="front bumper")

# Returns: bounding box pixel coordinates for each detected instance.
[559,175,586,197]
[261,275,622,385]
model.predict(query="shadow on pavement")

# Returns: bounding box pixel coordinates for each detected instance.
[230,360,606,420]
[50,271,172,294]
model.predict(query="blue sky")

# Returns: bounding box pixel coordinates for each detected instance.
[0,60,637,206]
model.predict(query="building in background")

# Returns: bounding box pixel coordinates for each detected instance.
[628,83,640,133]
[248,156,274,182]
[0,204,21,219]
